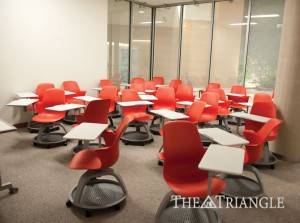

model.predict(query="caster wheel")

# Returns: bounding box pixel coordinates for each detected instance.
[47,145,51,149]
[151,139,154,142]
[33,142,37,146]
[141,143,145,146]
[9,187,18,195]
[66,200,72,207]
[64,142,68,146]
[271,165,275,170]
[29,130,33,133]
[85,210,92,218]
[114,204,121,211]
[124,142,129,145]
[158,160,163,166]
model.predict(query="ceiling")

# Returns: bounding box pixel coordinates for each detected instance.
[126,0,229,7]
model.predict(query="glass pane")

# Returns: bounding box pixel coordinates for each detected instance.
[245,0,285,91]
[153,6,181,84]
[210,0,249,89]
[181,3,212,88]
[107,0,130,84]
[131,4,152,81]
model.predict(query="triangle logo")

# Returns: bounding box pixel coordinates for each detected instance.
[201,196,217,209]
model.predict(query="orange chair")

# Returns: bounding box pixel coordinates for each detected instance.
[130,83,145,93]
[210,88,232,132]
[145,81,156,96]
[66,115,134,217]
[198,92,219,126]
[98,86,119,130]
[27,83,55,133]
[228,85,250,110]
[71,99,110,154]
[245,102,282,169]
[200,82,221,95]
[152,76,164,85]
[169,79,182,93]
[150,87,176,134]
[62,81,87,124]
[131,77,145,84]
[253,93,273,103]
[155,121,226,222]
[120,89,154,145]
[175,84,195,110]
[222,118,283,199]
[32,88,68,148]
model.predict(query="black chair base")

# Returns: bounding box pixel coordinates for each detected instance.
[33,133,68,148]
[110,107,122,119]
[28,121,59,133]
[149,116,161,135]
[121,131,154,146]
[253,142,277,169]
[63,115,77,125]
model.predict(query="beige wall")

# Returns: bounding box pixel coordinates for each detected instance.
[0,0,108,124]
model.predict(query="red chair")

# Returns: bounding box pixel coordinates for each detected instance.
[120,89,154,145]
[98,86,119,130]
[155,121,225,222]
[245,102,282,169]
[131,77,145,84]
[71,99,110,154]
[200,82,221,95]
[175,84,195,110]
[32,88,68,148]
[145,81,156,96]
[253,93,273,103]
[152,76,164,85]
[169,79,182,93]
[222,118,283,199]
[150,87,176,135]
[27,83,55,133]
[130,83,145,93]
[198,92,219,126]
[210,88,232,132]
[100,79,113,87]
[66,115,134,217]
[228,85,250,110]
[62,81,87,124]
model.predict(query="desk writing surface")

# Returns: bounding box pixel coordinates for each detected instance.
[64,91,75,96]
[176,101,211,108]
[6,99,38,107]
[46,104,85,111]
[17,92,38,98]
[155,84,167,88]
[0,119,17,133]
[150,109,189,120]
[92,87,102,91]
[145,90,156,93]
[64,123,108,141]
[230,112,270,123]
[198,128,249,146]
[226,93,246,97]
[118,91,145,96]
[120,83,131,87]
[198,144,245,175]
[238,102,253,107]
[73,96,100,102]
[139,95,158,101]
[118,101,153,107]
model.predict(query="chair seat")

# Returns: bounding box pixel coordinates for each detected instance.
[167,176,226,198]
[218,108,231,116]
[154,105,175,111]
[32,113,65,123]
[133,113,154,122]
[69,150,102,170]
[199,113,216,123]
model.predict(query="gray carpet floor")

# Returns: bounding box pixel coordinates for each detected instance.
[0,119,299,223]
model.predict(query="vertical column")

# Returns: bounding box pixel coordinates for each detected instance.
[271,0,300,162]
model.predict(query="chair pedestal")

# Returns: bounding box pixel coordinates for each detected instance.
[156,190,221,223]
[220,164,264,199]
[33,123,68,148]
[121,122,154,146]
[253,142,277,169]
[27,120,59,133]
[66,168,127,217]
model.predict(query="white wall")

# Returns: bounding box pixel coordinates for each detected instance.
[0,0,108,124]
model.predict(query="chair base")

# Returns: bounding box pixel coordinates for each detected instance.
[221,175,263,199]
[121,131,154,146]
[158,203,221,223]
[110,107,122,119]
[253,142,277,169]
[28,121,59,133]
[33,133,68,148]
[63,115,77,125]
[149,124,160,135]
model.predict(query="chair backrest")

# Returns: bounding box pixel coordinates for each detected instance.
[78,99,110,124]
[131,77,145,84]
[130,83,145,92]
[185,101,206,123]
[122,89,147,115]
[163,121,207,182]
[253,93,273,103]
[100,79,113,87]
[169,79,182,92]
[43,88,65,108]
[231,85,247,95]
[63,80,81,94]
[154,87,176,110]
[245,102,278,138]
[99,86,118,112]
[152,76,164,85]
[206,82,221,91]
[243,118,283,164]
[175,84,195,102]
[35,83,55,102]
[199,92,219,121]
[145,81,156,90]
[210,88,231,111]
